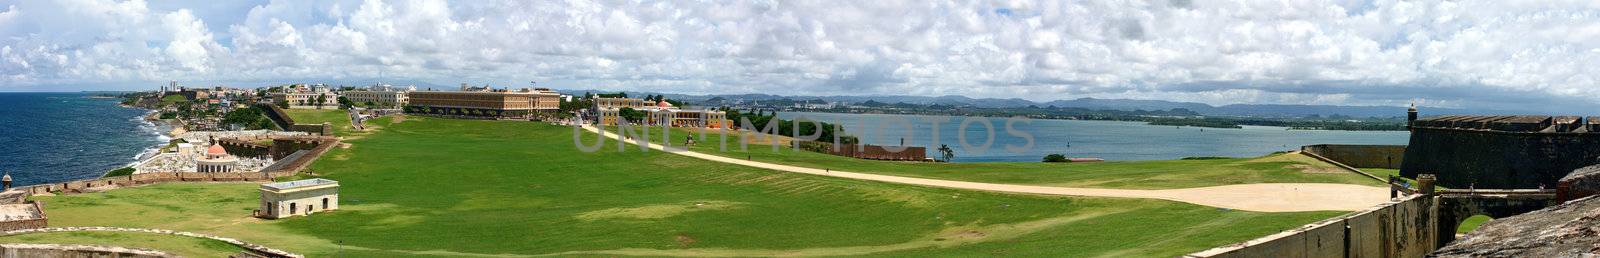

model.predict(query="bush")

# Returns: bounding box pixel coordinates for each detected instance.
[104,167,136,177]
[1043,154,1070,163]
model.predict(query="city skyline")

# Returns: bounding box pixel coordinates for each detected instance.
[2,0,1599,112]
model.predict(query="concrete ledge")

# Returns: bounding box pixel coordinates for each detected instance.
[0,243,171,258]
[2,227,301,258]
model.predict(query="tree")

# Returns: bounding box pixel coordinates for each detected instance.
[1043,154,1070,163]
[365,101,377,107]
[337,96,353,110]
[315,94,328,108]
[937,144,955,162]
[275,100,289,109]
[618,107,646,123]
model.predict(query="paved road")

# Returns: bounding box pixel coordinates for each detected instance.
[582,126,1391,212]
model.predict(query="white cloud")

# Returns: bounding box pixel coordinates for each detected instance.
[1,0,1599,111]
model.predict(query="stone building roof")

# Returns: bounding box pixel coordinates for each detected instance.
[261,178,338,192]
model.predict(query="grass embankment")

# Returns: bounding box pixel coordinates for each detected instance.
[622,126,1385,189]
[4,117,1344,257]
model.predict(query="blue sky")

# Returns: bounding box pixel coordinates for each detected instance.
[1,0,1599,112]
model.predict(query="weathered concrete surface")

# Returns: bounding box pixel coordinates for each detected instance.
[0,243,171,258]
[1186,195,1440,258]
[1559,164,1600,201]
[1433,196,1600,257]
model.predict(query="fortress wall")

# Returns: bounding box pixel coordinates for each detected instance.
[217,139,272,159]
[1301,144,1406,169]
[799,142,928,161]
[1188,195,1439,258]
[0,243,169,258]
[2,227,302,258]
[1400,127,1600,188]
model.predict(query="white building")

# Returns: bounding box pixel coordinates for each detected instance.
[257,178,339,219]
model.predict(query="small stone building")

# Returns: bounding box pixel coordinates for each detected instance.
[256,178,338,219]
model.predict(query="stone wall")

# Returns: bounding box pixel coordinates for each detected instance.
[1187,194,1440,258]
[1400,126,1600,189]
[257,103,332,135]
[9,137,334,196]
[799,142,927,161]
[218,139,272,159]
[0,202,46,232]
[2,227,302,258]
[0,243,170,258]
[1301,144,1406,169]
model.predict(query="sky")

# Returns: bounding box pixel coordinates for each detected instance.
[1,0,1598,112]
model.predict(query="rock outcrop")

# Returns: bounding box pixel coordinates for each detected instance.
[1560,164,1600,201]
[1433,196,1600,257]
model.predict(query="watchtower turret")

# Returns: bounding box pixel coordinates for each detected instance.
[1407,102,1419,129]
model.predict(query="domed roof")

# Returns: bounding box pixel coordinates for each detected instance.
[656,100,673,108]
[207,144,228,156]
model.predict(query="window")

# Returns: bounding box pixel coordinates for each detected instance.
[289,203,297,214]
[323,198,329,208]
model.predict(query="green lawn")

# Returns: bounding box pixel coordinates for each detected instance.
[1457,215,1492,234]
[4,117,1345,257]
[284,109,362,137]
[159,94,189,106]
[617,126,1385,189]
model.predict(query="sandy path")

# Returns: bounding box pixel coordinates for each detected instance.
[582,126,1389,212]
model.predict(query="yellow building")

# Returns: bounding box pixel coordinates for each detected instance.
[596,98,727,128]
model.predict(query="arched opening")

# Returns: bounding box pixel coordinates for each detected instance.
[290,203,298,214]
[322,198,328,209]
[1456,215,1493,234]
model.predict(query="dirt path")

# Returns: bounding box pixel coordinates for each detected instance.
[582,126,1390,212]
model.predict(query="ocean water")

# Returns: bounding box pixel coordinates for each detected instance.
[776,112,1410,162]
[0,92,166,186]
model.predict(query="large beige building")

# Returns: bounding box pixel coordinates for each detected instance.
[257,178,339,219]
[341,90,409,108]
[406,88,559,118]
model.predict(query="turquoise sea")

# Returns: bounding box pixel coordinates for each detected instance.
[777,112,1410,162]
[0,92,166,186]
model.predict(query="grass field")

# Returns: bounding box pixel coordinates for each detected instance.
[616,126,1385,189]
[2,116,1350,257]
[284,109,360,136]
[159,95,188,106]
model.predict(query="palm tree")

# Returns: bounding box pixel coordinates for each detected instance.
[937,144,955,162]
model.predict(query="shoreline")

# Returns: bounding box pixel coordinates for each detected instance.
[105,107,174,178]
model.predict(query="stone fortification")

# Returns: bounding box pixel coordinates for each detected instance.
[1401,115,1600,189]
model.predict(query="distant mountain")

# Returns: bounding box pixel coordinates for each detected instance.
[550,88,1512,118]
[1041,98,1214,112]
